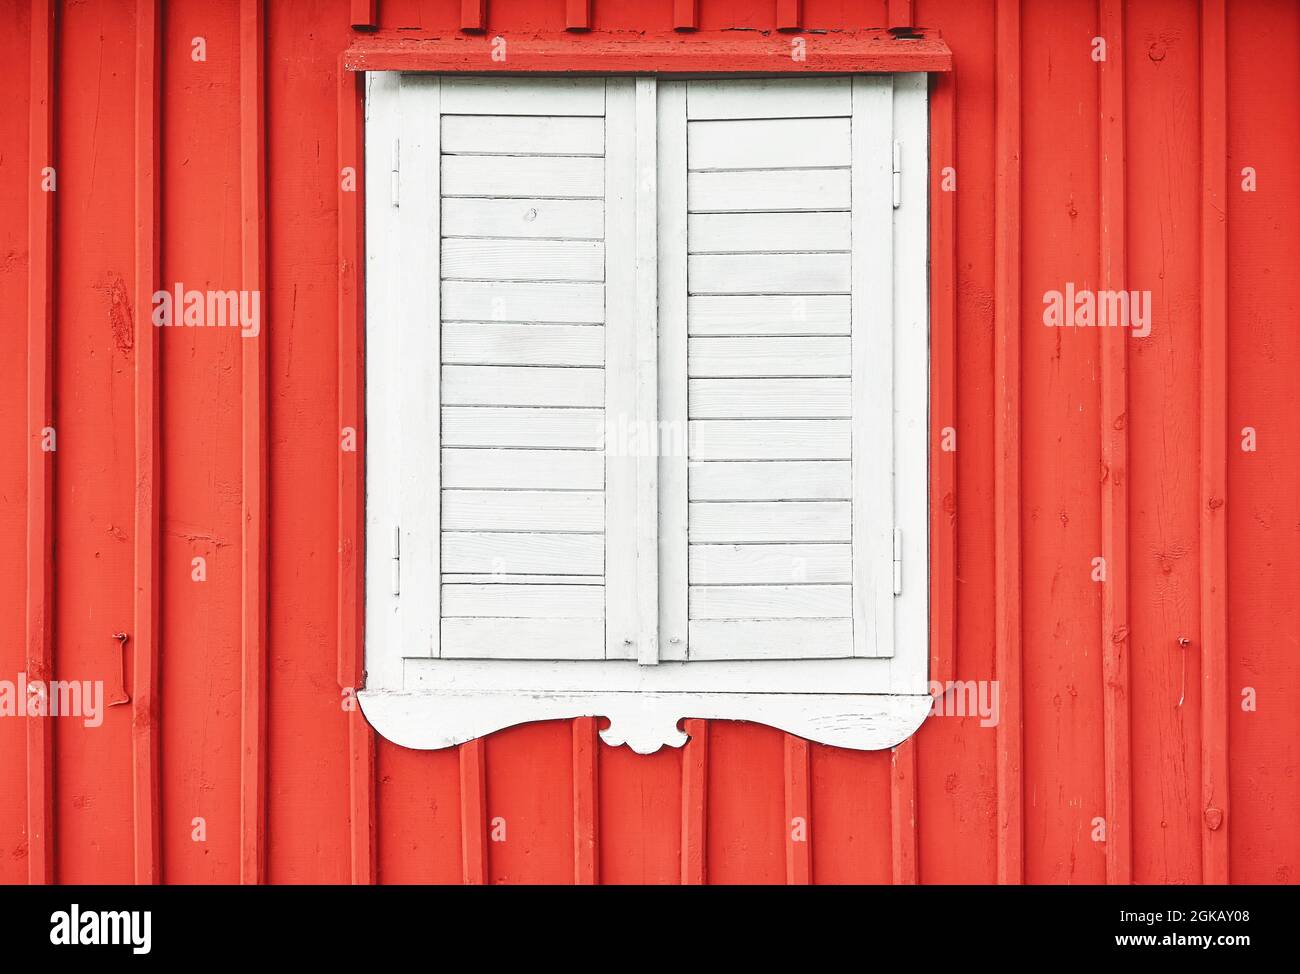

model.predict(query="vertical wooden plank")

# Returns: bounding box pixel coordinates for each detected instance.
[132,0,162,887]
[338,61,375,886]
[605,79,639,660]
[461,0,486,33]
[1199,0,1230,885]
[783,735,811,884]
[658,81,688,661]
[572,717,599,884]
[993,0,1024,886]
[565,0,591,31]
[635,77,659,666]
[239,0,269,886]
[398,76,440,660]
[350,0,377,30]
[680,718,708,884]
[890,739,919,884]
[929,71,957,688]
[460,739,489,884]
[1098,0,1132,887]
[776,0,802,32]
[888,0,914,29]
[673,0,698,32]
[25,0,55,888]
[851,75,894,659]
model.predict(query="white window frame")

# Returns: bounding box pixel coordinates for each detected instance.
[358,72,931,754]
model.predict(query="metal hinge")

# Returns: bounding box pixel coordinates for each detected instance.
[391,138,400,207]
[892,140,902,209]
[391,526,401,596]
[892,527,903,596]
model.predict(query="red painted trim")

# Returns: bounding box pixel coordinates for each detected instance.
[783,735,811,884]
[887,0,914,28]
[460,0,486,34]
[132,0,162,887]
[460,740,489,884]
[239,0,269,886]
[348,710,376,884]
[1199,0,1230,885]
[25,0,55,888]
[344,31,953,74]
[336,61,374,885]
[993,0,1024,886]
[776,0,802,32]
[891,739,919,883]
[680,719,708,884]
[673,0,699,32]
[565,0,591,32]
[929,71,957,689]
[1098,0,1133,887]
[572,717,599,884]
[350,0,377,30]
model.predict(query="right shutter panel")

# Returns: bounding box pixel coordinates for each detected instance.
[680,76,896,661]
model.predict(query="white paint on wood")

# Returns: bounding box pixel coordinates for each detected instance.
[441,114,604,156]
[688,460,851,501]
[441,281,605,323]
[441,532,604,576]
[441,238,604,282]
[687,619,853,659]
[688,378,851,419]
[688,168,851,213]
[688,419,851,460]
[688,253,852,295]
[688,294,851,336]
[441,366,603,408]
[688,543,852,585]
[688,211,851,254]
[442,583,605,618]
[442,489,605,533]
[686,76,852,120]
[442,154,604,199]
[688,584,851,620]
[442,197,603,240]
[687,117,851,171]
[441,448,604,491]
[440,619,606,660]
[441,406,605,450]
[688,501,851,543]
[441,323,605,367]
[687,337,851,377]
[439,76,606,116]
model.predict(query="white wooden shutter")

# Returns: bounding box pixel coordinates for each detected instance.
[658,76,900,661]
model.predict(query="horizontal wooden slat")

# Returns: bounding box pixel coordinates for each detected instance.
[442,282,604,323]
[687,77,852,120]
[688,337,850,377]
[442,489,604,532]
[688,379,850,419]
[441,532,604,575]
[688,118,850,170]
[689,584,851,619]
[442,323,605,366]
[687,619,853,659]
[688,212,850,254]
[689,169,850,212]
[442,407,605,449]
[689,460,851,499]
[443,155,604,199]
[689,254,850,295]
[442,583,605,617]
[442,574,604,585]
[442,239,604,282]
[442,198,604,240]
[440,77,606,116]
[441,115,604,156]
[688,500,851,541]
[689,420,851,460]
[441,618,606,659]
[689,543,852,584]
[442,449,604,490]
[689,295,850,336]
[442,366,603,407]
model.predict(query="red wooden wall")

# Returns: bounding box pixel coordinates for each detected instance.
[2,0,1297,885]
